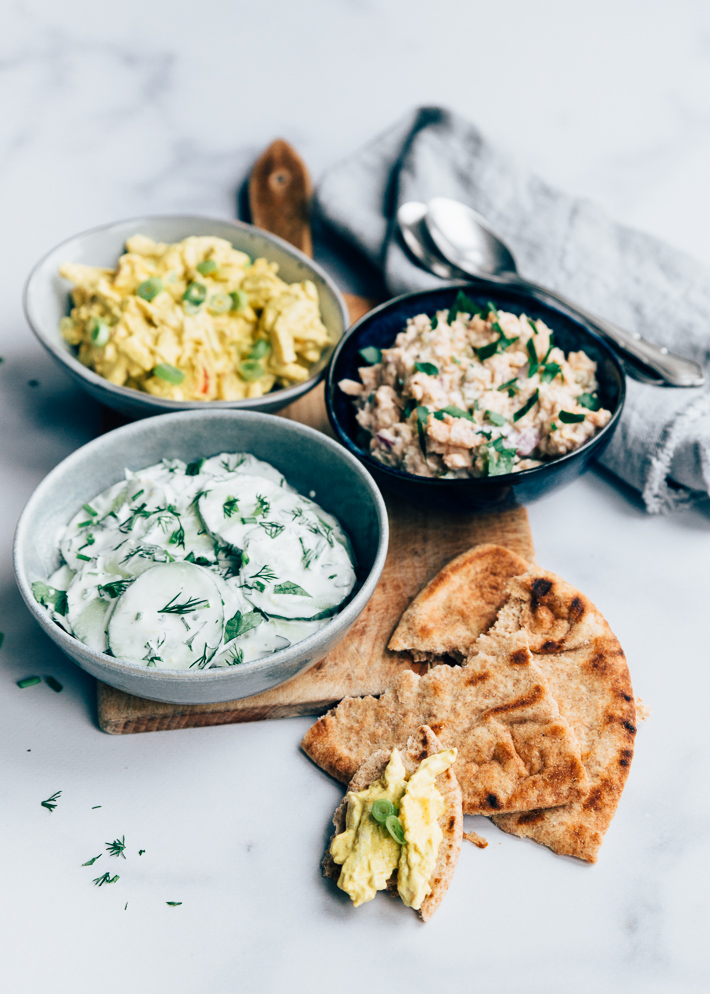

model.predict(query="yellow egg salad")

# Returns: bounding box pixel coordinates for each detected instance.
[330,747,457,910]
[59,235,331,401]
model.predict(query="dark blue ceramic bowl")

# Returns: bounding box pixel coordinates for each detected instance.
[325,284,625,511]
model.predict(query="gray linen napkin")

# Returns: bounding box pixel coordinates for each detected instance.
[314,107,710,512]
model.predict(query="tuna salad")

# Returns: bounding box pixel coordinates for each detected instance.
[339,293,612,478]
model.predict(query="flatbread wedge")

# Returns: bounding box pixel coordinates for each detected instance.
[323,725,463,921]
[302,629,589,815]
[388,543,531,662]
[484,568,636,862]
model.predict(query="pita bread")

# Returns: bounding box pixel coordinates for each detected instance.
[323,725,463,921]
[302,629,589,814]
[388,544,531,662]
[485,569,636,862]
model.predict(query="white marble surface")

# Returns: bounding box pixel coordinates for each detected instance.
[1,2,710,992]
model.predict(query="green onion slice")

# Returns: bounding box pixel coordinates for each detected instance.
[88,318,110,347]
[249,339,271,360]
[371,799,396,824]
[135,277,163,302]
[196,259,217,276]
[153,363,185,385]
[230,290,248,312]
[385,814,406,845]
[239,359,264,382]
[207,292,232,314]
[183,281,207,307]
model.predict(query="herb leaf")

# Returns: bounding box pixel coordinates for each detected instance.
[106,836,127,859]
[99,579,132,599]
[414,361,438,376]
[540,362,562,384]
[93,873,119,886]
[513,390,539,422]
[32,582,68,616]
[498,377,519,395]
[526,338,539,378]
[578,392,600,410]
[559,410,586,423]
[225,610,264,641]
[223,496,239,518]
[484,411,507,427]
[273,581,312,597]
[41,791,61,812]
[358,346,382,365]
[82,855,102,866]
[153,363,185,385]
[433,405,475,423]
[415,406,430,453]
[185,458,205,476]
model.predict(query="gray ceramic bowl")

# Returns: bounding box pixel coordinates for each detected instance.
[24,215,349,419]
[13,411,388,704]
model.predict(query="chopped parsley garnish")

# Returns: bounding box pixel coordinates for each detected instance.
[559,410,586,423]
[45,676,63,693]
[225,610,264,641]
[17,676,41,689]
[485,437,518,476]
[99,579,132,599]
[159,592,210,614]
[448,290,483,323]
[32,582,68,616]
[477,341,498,361]
[540,362,562,384]
[106,836,127,859]
[484,411,507,427]
[578,392,600,410]
[358,346,382,365]
[41,791,61,813]
[526,338,539,378]
[274,581,311,597]
[414,361,438,376]
[432,405,475,423]
[185,458,205,476]
[223,496,239,518]
[93,873,119,886]
[513,390,539,422]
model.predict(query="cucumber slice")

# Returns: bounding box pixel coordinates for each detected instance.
[200,452,294,489]
[107,562,224,670]
[240,528,356,620]
[198,476,291,550]
[66,570,116,652]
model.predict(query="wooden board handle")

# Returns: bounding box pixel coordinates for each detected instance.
[249,139,313,257]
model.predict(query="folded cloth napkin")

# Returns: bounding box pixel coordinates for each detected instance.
[314,107,710,513]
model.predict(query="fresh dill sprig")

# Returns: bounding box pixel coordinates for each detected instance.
[299,537,317,569]
[93,873,119,886]
[223,496,239,518]
[169,522,185,548]
[259,520,284,539]
[41,790,61,812]
[99,578,132,599]
[254,494,270,517]
[189,644,212,670]
[159,592,210,614]
[105,836,127,859]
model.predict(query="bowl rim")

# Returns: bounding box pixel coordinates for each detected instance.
[325,283,626,488]
[23,212,349,412]
[13,409,389,684]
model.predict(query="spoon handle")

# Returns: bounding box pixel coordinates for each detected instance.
[516,278,704,387]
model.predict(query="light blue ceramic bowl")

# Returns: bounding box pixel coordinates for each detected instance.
[24,215,349,419]
[13,410,388,705]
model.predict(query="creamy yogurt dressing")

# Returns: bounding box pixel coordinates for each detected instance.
[36,453,357,671]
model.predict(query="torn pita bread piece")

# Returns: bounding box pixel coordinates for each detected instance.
[323,725,463,921]
[485,569,636,862]
[303,629,589,815]
[388,544,531,662]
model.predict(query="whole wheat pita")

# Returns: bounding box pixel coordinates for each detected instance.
[388,544,531,662]
[486,568,636,862]
[302,630,589,815]
[323,725,463,921]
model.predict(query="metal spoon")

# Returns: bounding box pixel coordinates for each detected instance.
[421,196,704,387]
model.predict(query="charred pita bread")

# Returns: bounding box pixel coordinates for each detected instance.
[302,630,589,815]
[388,544,531,662]
[486,569,636,862]
[323,725,463,921]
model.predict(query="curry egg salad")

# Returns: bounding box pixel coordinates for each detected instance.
[59,235,331,401]
[32,453,356,670]
[340,291,611,478]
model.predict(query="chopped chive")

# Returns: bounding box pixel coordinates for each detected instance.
[92,806,102,809]
[136,277,163,301]
[153,363,185,385]
[166,902,182,906]
[76,553,92,562]
[358,346,382,365]
[82,855,102,866]
[45,676,63,693]
[18,676,40,689]
[93,873,119,886]
[77,520,92,528]
[513,390,539,422]
[41,790,61,812]
[106,836,127,859]
[83,503,97,517]
[559,410,586,423]
[414,361,438,376]
[196,259,217,275]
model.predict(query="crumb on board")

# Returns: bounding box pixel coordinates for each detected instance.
[635,697,651,721]
[464,830,488,849]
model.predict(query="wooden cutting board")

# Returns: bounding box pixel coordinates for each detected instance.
[96,142,534,734]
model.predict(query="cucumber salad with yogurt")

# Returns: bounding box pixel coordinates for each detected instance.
[33,453,357,670]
